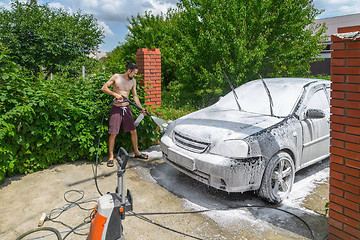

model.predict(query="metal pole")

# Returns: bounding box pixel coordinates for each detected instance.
[121,174,126,204]
[117,167,122,199]
[82,66,85,78]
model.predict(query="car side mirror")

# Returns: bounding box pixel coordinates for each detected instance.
[306,109,325,119]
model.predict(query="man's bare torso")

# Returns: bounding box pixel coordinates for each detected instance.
[113,74,135,106]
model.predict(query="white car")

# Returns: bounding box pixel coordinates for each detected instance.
[161,78,330,203]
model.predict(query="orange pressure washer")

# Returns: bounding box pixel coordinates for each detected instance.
[89,147,133,240]
[88,96,167,240]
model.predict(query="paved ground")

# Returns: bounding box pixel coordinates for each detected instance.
[0,145,329,240]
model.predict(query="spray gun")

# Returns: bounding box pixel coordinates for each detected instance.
[113,96,152,116]
[113,96,152,127]
[113,95,170,131]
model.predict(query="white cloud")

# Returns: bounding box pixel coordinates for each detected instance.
[1,0,178,23]
[149,0,177,15]
[0,0,20,10]
[0,2,9,9]
[63,0,177,23]
[339,4,360,14]
[314,0,360,18]
[84,0,99,8]
[48,2,65,9]
[328,0,351,4]
[99,21,114,37]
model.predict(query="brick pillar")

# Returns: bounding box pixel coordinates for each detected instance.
[136,48,161,109]
[329,25,360,240]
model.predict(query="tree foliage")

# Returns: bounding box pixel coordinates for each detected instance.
[117,0,326,106]
[104,46,130,74]
[0,0,104,77]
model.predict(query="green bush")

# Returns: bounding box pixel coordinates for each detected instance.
[0,45,159,177]
[160,90,199,120]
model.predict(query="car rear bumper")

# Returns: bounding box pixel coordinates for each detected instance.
[160,135,265,193]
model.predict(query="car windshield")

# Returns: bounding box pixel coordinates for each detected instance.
[216,79,304,117]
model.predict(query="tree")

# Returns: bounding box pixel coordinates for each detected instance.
[104,45,128,74]
[0,1,104,78]
[119,0,326,106]
[106,11,175,82]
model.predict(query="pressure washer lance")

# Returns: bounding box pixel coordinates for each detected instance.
[113,96,170,131]
[88,147,133,240]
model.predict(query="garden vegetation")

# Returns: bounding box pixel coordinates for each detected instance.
[0,1,158,182]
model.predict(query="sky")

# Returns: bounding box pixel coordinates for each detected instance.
[0,0,360,53]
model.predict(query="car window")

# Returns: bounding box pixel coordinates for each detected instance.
[307,89,329,110]
[217,80,304,117]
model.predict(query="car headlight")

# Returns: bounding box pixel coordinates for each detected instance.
[210,140,249,159]
[164,120,176,136]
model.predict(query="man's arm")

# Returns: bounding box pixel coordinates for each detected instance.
[101,75,123,101]
[131,80,145,113]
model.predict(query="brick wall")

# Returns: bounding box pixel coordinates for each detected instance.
[136,48,161,109]
[329,25,360,240]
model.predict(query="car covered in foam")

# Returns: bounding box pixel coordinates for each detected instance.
[161,78,330,203]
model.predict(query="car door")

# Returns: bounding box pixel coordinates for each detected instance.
[300,85,330,167]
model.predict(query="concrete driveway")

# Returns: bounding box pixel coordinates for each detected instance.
[0,145,329,240]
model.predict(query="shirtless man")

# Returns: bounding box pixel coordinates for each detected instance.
[101,62,148,167]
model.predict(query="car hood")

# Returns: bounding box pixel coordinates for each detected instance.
[172,106,284,143]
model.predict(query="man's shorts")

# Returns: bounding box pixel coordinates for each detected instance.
[108,105,136,134]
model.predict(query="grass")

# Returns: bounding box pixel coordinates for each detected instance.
[306,74,331,80]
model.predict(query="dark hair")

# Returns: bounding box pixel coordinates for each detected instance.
[126,61,138,70]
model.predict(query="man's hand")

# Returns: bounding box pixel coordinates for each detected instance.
[113,94,123,102]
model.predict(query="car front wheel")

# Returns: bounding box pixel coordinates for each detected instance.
[257,151,295,203]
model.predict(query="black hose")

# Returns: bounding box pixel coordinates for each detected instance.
[128,205,315,240]
[118,96,151,116]
[129,211,205,240]
[16,227,62,240]
[271,207,314,240]
[62,221,91,240]
[92,101,113,196]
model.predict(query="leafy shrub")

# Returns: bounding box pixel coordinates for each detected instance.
[0,45,159,178]
[160,105,197,121]
[160,90,199,120]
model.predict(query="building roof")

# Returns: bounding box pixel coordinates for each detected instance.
[88,51,107,60]
[314,13,360,42]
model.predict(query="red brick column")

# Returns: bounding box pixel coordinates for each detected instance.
[329,25,360,240]
[136,48,161,109]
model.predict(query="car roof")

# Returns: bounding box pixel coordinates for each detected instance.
[252,78,329,88]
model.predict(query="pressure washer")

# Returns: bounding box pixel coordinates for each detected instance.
[88,147,133,240]
[88,96,170,240]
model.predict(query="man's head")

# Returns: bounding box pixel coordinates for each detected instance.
[126,61,138,80]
